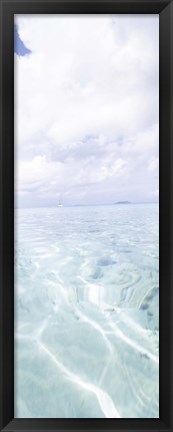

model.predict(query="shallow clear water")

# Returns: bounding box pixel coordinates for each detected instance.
[14,204,159,418]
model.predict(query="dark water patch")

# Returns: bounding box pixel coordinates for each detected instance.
[140,286,159,311]
[140,303,149,311]
[97,257,117,267]
[152,287,159,295]
[140,353,149,360]
[144,294,153,302]
[92,268,103,279]
[147,311,153,322]
[144,286,159,303]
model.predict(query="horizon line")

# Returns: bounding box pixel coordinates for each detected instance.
[15,201,159,209]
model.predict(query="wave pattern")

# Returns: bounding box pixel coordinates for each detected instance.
[14,204,159,418]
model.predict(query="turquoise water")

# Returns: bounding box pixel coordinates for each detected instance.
[14,204,159,418]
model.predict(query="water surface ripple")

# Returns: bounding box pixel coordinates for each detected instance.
[14,204,159,418]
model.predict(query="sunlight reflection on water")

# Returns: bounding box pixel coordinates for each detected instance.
[14,204,159,418]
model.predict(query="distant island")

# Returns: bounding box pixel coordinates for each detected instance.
[114,201,132,205]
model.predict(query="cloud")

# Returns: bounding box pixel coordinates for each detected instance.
[148,157,159,172]
[15,14,159,206]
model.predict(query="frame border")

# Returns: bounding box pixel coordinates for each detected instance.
[0,1,173,431]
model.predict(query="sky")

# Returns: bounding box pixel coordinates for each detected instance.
[14,15,159,207]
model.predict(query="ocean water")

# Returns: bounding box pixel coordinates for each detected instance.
[14,204,159,418]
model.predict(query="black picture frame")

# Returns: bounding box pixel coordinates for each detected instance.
[0,0,173,431]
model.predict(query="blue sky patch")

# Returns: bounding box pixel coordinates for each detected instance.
[14,24,31,56]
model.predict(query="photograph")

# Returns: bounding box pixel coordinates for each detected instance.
[14,14,159,419]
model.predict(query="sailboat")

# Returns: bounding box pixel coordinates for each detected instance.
[58,199,63,207]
